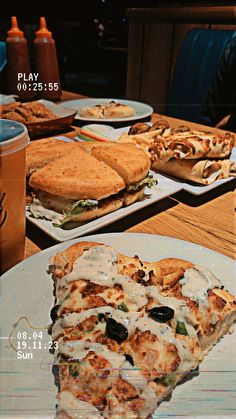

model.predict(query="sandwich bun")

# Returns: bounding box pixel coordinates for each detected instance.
[91,143,150,184]
[29,147,126,200]
[37,190,123,223]
[26,139,79,176]
[35,188,145,224]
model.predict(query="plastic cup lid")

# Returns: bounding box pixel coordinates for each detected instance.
[0,119,30,156]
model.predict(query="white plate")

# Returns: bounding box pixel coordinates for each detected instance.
[26,171,181,242]
[59,98,153,123]
[1,233,235,418]
[179,146,236,195]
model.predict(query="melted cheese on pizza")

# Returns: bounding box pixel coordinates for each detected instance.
[51,243,236,418]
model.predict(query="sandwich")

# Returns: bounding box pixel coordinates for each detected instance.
[90,143,154,205]
[28,143,156,227]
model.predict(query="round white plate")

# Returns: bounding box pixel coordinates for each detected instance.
[1,233,235,418]
[59,98,153,123]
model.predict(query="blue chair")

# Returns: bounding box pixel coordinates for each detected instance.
[0,41,7,72]
[166,28,236,125]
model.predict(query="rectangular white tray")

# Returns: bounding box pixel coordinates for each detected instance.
[26,171,181,242]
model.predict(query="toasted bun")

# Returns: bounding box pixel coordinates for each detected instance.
[37,190,124,220]
[26,139,78,176]
[29,147,125,200]
[66,197,123,222]
[91,143,150,185]
[36,188,145,227]
[77,141,101,153]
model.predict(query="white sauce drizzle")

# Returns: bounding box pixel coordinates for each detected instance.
[53,307,200,371]
[54,248,217,378]
[175,339,200,373]
[58,340,125,370]
[134,316,175,342]
[109,275,147,308]
[61,245,118,284]
[53,306,176,345]
[179,265,222,307]
[120,361,158,417]
[59,246,147,308]
[57,390,102,419]
[52,306,114,339]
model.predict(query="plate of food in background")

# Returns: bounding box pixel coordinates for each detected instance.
[59,98,153,123]
[0,99,77,138]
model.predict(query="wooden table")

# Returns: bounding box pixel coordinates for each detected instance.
[25,92,236,261]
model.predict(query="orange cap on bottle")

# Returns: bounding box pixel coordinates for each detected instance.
[7,16,24,38]
[35,17,52,38]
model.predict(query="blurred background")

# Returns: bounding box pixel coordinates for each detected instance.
[1,0,235,99]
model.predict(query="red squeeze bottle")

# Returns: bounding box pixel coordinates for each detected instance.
[6,16,34,99]
[34,17,62,100]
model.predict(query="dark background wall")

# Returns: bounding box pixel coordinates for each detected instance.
[1,0,235,98]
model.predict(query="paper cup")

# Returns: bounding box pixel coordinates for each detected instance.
[0,119,30,273]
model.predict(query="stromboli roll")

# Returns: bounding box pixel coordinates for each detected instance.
[152,158,236,185]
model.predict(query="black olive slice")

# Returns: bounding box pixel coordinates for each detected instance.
[105,318,128,343]
[97,313,107,322]
[148,306,174,323]
[125,354,134,366]
[50,305,61,322]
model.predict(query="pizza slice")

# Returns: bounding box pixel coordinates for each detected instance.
[49,241,236,418]
[79,101,136,119]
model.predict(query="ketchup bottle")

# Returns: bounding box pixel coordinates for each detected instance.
[34,17,62,100]
[6,16,34,99]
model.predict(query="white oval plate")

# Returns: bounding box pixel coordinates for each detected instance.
[0,233,235,417]
[59,98,153,123]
